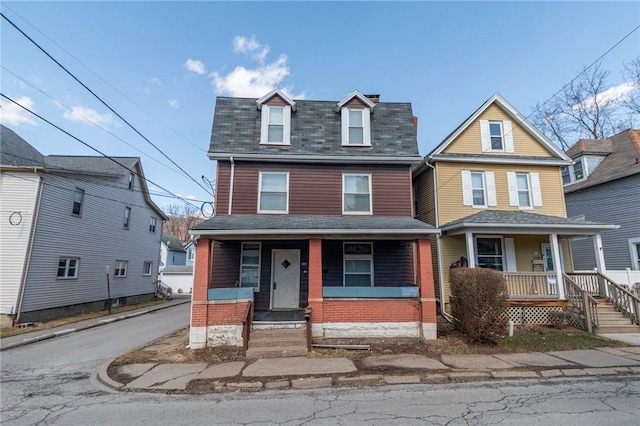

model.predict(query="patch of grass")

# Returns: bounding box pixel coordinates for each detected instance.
[1,299,172,339]
[500,328,623,352]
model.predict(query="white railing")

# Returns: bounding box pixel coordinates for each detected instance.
[502,272,559,298]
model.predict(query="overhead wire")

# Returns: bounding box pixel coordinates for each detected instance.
[1,11,214,197]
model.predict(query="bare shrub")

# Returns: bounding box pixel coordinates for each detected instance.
[450,268,509,344]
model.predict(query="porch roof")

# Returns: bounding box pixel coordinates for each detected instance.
[190,215,439,240]
[441,210,619,236]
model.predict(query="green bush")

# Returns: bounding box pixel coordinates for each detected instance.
[450,268,509,344]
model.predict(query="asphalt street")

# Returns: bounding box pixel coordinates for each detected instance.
[1,303,639,425]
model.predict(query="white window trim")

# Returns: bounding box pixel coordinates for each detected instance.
[149,217,157,233]
[508,172,542,208]
[462,171,496,208]
[342,173,373,215]
[128,172,135,190]
[258,171,289,214]
[57,257,79,279]
[343,242,374,287]
[114,260,128,278]
[142,261,153,276]
[72,188,84,216]
[562,157,588,186]
[260,105,291,145]
[515,172,534,210]
[628,238,640,270]
[480,120,514,153]
[474,235,505,271]
[341,107,371,146]
[240,242,261,291]
[123,207,131,229]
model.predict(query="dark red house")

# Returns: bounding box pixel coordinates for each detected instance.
[189,89,438,350]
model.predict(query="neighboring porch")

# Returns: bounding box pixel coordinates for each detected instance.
[188,216,439,350]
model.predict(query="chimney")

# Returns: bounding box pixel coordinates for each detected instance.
[413,116,418,135]
[364,94,380,103]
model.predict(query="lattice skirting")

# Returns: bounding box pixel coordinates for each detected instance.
[507,306,582,327]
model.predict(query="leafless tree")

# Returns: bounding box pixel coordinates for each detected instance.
[162,203,203,242]
[621,56,640,116]
[531,61,632,150]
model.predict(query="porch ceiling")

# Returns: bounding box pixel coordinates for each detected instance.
[441,210,619,236]
[189,215,439,240]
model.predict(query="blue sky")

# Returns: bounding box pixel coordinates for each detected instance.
[2,1,639,212]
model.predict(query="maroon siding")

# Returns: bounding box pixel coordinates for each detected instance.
[322,240,414,287]
[219,162,412,216]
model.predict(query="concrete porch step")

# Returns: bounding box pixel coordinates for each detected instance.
[596,324,640,334]
[245,346,308,359]
[246,326,308,359]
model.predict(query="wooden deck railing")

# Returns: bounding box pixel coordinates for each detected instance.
[564,273,598,332]
[241,301,254,357]
[502,272,559,298]
[565,272,600,295]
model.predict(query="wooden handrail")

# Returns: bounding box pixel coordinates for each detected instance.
[564,273,599,332]
[241,301,253,357]
[598,271,640,325]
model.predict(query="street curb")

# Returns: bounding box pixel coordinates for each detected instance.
[0,299,190,352]
[97,358,124,389]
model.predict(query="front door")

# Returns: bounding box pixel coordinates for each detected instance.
[542,242,564,295]
[271,249,301,309]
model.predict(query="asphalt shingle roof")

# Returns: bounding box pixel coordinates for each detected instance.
[1,125,46,167]
[193,215,436,232]
[45,156,139,175]
[209,97,419,158]
[442,210,613,228]
[564,129,640,193]
[162,233,187,252]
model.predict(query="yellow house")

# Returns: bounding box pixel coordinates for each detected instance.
[413,94,619,326]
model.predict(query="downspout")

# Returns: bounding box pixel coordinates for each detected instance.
[425,158,453,322]
[15,173,44,325]
[228,156,235,215]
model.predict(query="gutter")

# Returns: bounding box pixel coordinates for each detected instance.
[208,153,422,165]
[15,174,44,324]
[425,157,453,322]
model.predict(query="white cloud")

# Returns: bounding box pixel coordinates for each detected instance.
[168,99,179,109]
[185,58,206,75]
[0,96,38,126]
[573,81,636,111]
[212,36,304,99]
[62,105,114,128]
[233,35,270,64]
[150,77,163,87]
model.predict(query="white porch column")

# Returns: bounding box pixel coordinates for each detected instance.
[465,232,476,268]
[550,233,565,299]
[593,233,607,273]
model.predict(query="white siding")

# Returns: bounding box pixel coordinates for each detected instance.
[0,171,40,315]
[20,168,163,313]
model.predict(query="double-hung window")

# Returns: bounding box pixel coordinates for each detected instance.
[128,172,135,190]
[142,261,152,276]
[240,242,261,290]
[462,171,496,208]
[57,257,79,278]
[573,159,584,180]
[480,120,514,152]
[72,188,84,216]
[341,108,371,146]
[475,237,504,271]
[507,172,542,208]
[343,174,372,214]
[149,217,157,233]
[123,207,131,229]
[343,242,373,287]
[260,105,291,145]
[114,260,128,277]
[258,172,288,213]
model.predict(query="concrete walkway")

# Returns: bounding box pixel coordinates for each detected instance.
[0,297,190,351]
[99,343,640,394]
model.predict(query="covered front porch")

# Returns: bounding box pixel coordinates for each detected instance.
[188,216,439,349]
[437,211,619,325]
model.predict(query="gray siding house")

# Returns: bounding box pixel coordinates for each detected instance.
[0,125,168,324]
[564,129,640,285]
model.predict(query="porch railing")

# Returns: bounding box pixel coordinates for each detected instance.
[567,271,640,326]
[564,273,599,333]
[241,300,254,357]
[502,272,559,298]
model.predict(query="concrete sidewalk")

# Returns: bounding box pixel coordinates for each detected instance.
[0,297,190,351]
[99,342,640,394]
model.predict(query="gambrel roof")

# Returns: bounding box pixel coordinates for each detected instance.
[208,95,420,164]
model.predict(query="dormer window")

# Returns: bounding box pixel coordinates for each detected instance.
[480,120,514,153]
[336,91,376,147]
[256,89,295,146]
[573,158,584,180]
[561,157,587,186]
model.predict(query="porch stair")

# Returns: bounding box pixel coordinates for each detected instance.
[246,326,308,359]
[595,299,640,334]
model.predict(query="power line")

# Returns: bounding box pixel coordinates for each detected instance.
[1,93,202,211]
[2,65,191,181]
[1,11,213,197]
[1,3,207,154]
